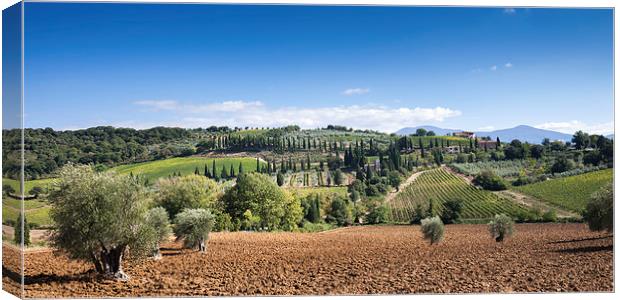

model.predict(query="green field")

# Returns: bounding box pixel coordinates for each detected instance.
[2,198,52,227]
[512,169,613,212]
[111,156,266,182]
[287,186,348,199]
[389,168,530,222]
[2,178,56,195]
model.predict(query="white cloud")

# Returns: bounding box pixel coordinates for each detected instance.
[342,88,370,96]
[505,62,513,68]
[490,65,497,71]
[478,126,495,131]
[134,100,179,111]
[135,100,264,113]
[535,120,614,135]
[131,100,462,133]
[503,8,516,14]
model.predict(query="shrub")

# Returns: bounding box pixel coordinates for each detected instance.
[214,212,233,231]
[326,197,352,226]
[154,175,221,219]
[440,199,463,224]
[3,184,15,195]
[301,194,321,223]
[410,203,426,225]
[420,216,444,245]
[28,186,44,196]
[583,183,613,232]
[174,208,215,253]
[145,207,172,258]
[473,170,507,191]
[541,210,557,223]
[488,214,514,242]
[388,171,401,190]
[366,204,391,224]
[276,172,285,187]
[550,156,575,174]
[333,169,344,185]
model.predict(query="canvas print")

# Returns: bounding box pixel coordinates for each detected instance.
[1,2,614,298]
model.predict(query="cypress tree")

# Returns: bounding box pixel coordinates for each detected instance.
[221,165,228,179]
[194,166,200,175]
[307,154,311,169]
[256,157,260,172]
[213,160,218,180]
[238,162,244,174]
[14,212,30,246]
[230,164,235,177]
[204,164,210,178]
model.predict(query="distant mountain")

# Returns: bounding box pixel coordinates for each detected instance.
[394,125,462,136]
[395,125,574,144]
[606,134,614,140]
[476,125,573,144]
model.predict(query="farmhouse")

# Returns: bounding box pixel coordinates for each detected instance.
[478,140,498,149]
[454,131,475,139]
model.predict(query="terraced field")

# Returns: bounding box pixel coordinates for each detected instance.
[388,168,530,223]
[512,169,613,212]
[111,157,265,182]
[2,197,52,227]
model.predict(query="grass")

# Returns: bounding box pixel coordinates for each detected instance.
[111,156,266,182]
[389,168,530,222]
[2,201,52,227]
[287,186,348,199]
[2,178,56,195]
[512,169,613,213]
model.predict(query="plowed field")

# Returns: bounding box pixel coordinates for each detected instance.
[2,224,613,297]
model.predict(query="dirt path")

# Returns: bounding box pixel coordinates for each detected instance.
[442,166,580,219]
[384,169,428,203]
[495,190,580,219]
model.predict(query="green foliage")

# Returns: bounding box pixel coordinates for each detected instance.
[14,212,30,246]
[440,199,463,224]
[173,208,215,252]
[48,164,159,278]
[550,156,575,174]
[223,173,302,231]
[583,183,613,232]
[326,197,353,226]
[301,194,321,223]
[420,216,444,245]
[153,175,221,219]
[333,169,344,185]
[387,171,401,190]
[513,169,612,212]
[366,204,391,224]
[473,170,507,191]
[488,214,514,242]
[276,172,285,186]
[3,184,15,195]
[541,209,558,222]
[145,207,172,256]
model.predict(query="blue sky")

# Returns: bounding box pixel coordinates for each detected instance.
[21,3,613,134]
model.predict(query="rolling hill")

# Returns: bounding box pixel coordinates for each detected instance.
[395,125,574,143]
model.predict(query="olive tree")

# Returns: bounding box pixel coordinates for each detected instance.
[48,164,158,280]
[154,175,221,219]
[14,212,30,246]
[145,207,172,259]
[488,214,514,242]
[583,183,613,232]
[421,216,444,245]
[174,208,214,253]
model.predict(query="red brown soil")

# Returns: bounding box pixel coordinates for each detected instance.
[2,224,614,297]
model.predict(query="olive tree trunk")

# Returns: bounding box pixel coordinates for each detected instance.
[91,245,129,280]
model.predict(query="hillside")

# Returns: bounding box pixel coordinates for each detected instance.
[512,169,613,212]
[395,125,574,143]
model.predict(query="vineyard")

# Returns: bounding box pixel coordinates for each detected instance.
[512,169,613,212]
[388,168,530,223]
